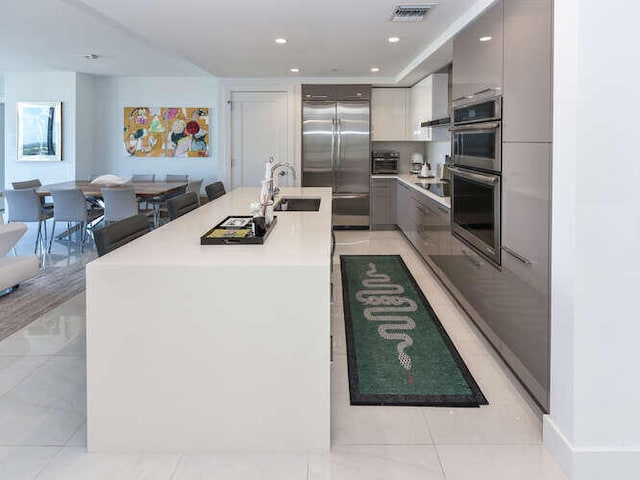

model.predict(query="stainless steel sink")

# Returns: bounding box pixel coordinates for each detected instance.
[274,197,321,212]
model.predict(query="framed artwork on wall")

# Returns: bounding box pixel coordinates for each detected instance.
[17,101,62,162]
[123,106,210,158]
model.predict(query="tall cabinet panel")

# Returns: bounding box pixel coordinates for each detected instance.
[501,142,551,404]
[452,1,504,100]
[503,0,553,142]
[371,88,408,141]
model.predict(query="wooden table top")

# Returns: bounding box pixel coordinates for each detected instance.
[36,180,188,198]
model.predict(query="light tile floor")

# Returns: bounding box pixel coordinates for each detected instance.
[0,230,567,479]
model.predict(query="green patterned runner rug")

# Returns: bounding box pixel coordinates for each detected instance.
[340,255,487,407]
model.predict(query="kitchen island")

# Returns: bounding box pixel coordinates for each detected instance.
[86,187,332,453]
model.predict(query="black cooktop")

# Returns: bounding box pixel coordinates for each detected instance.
[414,181,450,197]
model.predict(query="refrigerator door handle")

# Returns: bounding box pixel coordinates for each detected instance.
[331,116,337,191]
[335,118,342,188]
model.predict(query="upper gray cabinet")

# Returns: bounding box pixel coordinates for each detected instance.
[452,1,504,101]
[371,88,409,141]
[502,0,553,142]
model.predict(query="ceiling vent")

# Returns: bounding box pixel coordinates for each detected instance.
[390,4,436,22]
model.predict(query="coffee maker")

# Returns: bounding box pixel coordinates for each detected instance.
[410,153,424,174]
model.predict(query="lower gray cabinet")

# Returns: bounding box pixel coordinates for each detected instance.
[396,181,413,237]
[370,178,397,230]
[413,192,450,257]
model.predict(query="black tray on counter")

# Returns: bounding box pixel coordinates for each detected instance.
[200,215,277,245]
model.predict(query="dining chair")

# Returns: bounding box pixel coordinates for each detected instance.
[12,178,54,211]
[165,174,189,183]
[205,181,226,202]
[5,188,53,254]
[132,174,156,182]
[166,192,199,221]
[150,174,189,224]
[48,189,91,253]
[101,187,139,224]
[186,179,203,196]
[93,214,152,257]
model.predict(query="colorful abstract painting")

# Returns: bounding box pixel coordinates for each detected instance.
[123,107,165,157]
[164,107,210,157]
[123,107,210,157]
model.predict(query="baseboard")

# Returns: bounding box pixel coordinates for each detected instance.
[544,415,640,480]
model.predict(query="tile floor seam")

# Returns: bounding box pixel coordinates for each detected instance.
[33,445,65,480]
[0,355,55,402]
[431,443,450,480]
[64,422,86,447]
[169,453,184,480]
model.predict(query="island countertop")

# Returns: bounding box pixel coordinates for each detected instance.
[88,186,333,268]
[86,186,332,454]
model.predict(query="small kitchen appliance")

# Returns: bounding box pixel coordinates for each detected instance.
[410,153,424,174]
[371,150,399,174]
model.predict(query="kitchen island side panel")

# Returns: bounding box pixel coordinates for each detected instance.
[86,263,330,453]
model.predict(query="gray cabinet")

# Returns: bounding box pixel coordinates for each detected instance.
[502,142,550,296]
[370,178,397,229]
[396,181,414,238]
[412,192,450,257]
[452,0,504,100]
[502,0,553,142]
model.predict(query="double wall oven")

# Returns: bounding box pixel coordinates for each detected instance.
[450,96,502,266]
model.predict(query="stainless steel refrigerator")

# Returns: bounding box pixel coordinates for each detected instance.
[302,94,370,228]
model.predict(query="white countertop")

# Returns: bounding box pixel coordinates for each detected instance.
[89,186,333,268]
[371,173,451,208]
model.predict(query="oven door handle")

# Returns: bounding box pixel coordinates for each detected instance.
[449,122,500,132]
[448,167,499,185]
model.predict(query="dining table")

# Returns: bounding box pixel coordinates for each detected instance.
[37,180,189,234]
[36,180,188,198]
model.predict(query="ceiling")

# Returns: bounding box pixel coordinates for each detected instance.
[0,0,496,84]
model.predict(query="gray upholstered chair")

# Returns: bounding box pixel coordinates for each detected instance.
[165,174,189,183]
[12,178,54,211]
[5,188,53,254]
[93,214,151,257]
[205,181,226,202]
[101,187,138,223]
[186,179,203,196]
[48,189,90,253]
[166,192,199,221]
[11,179,42,190]
[132,174,156,182]
[150,174,189,224]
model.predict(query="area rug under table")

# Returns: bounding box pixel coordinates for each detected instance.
[340,255,487,407]
[0,258,88,342]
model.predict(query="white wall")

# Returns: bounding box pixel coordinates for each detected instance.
[3,72,77,187]
[544,0,640,478]
[75,73,97,182]
[93,76,221,187]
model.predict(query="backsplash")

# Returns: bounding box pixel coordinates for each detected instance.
[371,141,427,173]
[371,140,451,175]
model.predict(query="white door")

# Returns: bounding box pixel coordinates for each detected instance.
[230,91,289,189]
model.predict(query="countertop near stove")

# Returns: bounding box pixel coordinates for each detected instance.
[371,173,451,209]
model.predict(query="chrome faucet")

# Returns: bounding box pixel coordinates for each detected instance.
[265,156,297,202]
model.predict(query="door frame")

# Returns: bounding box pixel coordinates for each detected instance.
[221,83,299,190]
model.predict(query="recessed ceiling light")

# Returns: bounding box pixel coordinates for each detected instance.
[388,36,400,43]
[371,67,380,73]
[290,68,300,73]
[83,53,99,59]
[274,38,287,44]
[479,36,492,42]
